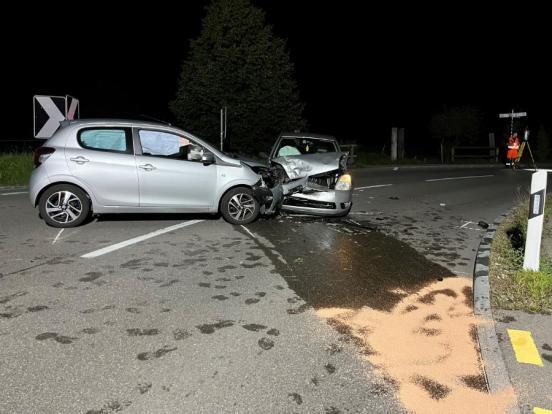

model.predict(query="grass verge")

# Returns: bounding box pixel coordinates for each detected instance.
[0,153,34,186]
[489,195,552,313]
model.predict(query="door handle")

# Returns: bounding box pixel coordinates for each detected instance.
[138,163,156,171]
[70,156,89,164]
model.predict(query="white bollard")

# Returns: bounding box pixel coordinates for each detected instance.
[523,170,547,271]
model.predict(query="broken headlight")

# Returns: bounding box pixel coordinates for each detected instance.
[335,174,352,191]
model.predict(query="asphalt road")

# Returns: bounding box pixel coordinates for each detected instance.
[0,166,539,413]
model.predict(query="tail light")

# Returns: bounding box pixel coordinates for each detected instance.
[33,147,55,167]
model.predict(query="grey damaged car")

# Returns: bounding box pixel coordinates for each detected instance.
[247,132,352,218]
[29,121,352,227]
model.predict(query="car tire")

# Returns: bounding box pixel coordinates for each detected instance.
[220,187,260,225]
[39,184,90,228]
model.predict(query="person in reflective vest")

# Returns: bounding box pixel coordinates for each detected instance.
[507,133,520,167]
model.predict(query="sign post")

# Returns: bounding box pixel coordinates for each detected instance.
[499,109,527,136]
[220,106,227,151]
[523,170,547,271]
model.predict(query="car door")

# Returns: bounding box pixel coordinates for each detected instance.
[134,129,217,209]
[65,127,139,206]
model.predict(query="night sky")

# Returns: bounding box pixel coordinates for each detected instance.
[5,2,550,154]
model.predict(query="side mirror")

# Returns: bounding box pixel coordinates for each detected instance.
[258,152,268,160]
[202,152,215,165]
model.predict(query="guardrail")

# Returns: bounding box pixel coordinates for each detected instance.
[0,140,42,153]
[452,146,499,163]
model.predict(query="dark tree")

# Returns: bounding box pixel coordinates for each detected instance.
[170,0,305,154]
[535,124,550,161]
[430,105,483,146]
[429,105,484,162]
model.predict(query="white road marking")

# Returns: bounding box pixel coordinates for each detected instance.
[81,220,203,258]
[355,184,393,190]
[240,225,257,239]
[425,175,494,182]
[459,221,472,229]
[52,229,64,244]
[346,218,362,226]
[1,191,28,196]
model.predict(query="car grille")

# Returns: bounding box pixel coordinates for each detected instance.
[307,170,339,189]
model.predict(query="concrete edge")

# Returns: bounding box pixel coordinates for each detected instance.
[473,209,520,414]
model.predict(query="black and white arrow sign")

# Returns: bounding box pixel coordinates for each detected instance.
[33,95,80,139]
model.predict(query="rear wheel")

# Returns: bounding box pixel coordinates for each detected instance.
[220,187,260,225]
[39,184,90,228]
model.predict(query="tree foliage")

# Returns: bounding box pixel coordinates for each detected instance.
[430,106,484,145]
[170,0,305,154]
[535,124,550,161]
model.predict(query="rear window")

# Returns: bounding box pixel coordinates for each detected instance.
[78,128,132,154]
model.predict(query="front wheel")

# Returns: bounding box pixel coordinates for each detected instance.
[39,184,90,228]
[220,187,260,225]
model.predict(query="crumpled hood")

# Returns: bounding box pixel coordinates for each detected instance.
[272,152,344,180]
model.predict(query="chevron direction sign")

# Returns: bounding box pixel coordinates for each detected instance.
[33,95,80,138]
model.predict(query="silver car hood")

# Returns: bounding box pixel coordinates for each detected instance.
[272,152,344,180]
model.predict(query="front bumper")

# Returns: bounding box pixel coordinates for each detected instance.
[280,188,352,216]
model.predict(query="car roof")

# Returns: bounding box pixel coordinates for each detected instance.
[61,118,174,129]
[279,132,337,141]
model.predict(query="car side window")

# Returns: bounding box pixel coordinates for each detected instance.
[78,128,132,154]
[138,130,205,162]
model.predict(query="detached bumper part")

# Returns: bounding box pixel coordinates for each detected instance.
[252,184,283,214]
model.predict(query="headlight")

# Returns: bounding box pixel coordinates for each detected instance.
[335,174,352,191]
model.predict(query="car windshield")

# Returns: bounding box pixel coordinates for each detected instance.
[275,137,337,157]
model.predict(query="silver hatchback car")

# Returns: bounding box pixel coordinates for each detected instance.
[30,119,352,227]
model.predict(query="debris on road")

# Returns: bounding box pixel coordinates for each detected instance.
[478,221,489,229]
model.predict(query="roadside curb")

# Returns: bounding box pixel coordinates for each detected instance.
[473,209,520,414]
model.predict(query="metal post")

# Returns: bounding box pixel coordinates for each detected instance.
[398,128,405,160]
[391,127,398,161]
[489,132,495,161]
[523,170,547,271]
[220,108,224,151]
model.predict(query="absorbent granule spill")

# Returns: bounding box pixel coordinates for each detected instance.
[317,277,516,414]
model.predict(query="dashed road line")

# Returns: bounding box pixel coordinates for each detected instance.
[507,329,544,366]
[355,184,392,190]
[533,407,552,414]
[1,191,28,196]
[459,221,472,229]
[52,229,64,244]
[81,220,203,258]
[425,175,494,182]
[240,225,257,239]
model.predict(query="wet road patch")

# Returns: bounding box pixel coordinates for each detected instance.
[126,328,159,336]
[137,345,177,361]
[258,337,274,350]
[35,332,77,344]
[196,320,234,334]
[244,218,451,311]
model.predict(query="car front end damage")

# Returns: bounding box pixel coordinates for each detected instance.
[251,152,352,217]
